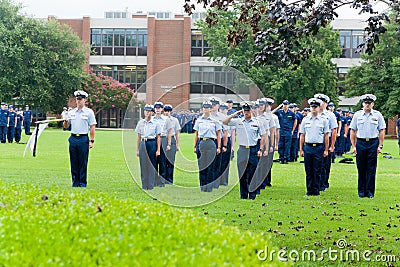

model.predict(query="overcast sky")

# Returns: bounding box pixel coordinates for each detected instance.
[17,0,388,19]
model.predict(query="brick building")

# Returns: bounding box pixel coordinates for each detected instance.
[55,12,397,133]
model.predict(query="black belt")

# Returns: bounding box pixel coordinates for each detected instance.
[141,138,155,141]
[305,143,323,147]
[200,138,216,141]
[357,138,377,142]
[71,133,88,137]
[240,145,257,148]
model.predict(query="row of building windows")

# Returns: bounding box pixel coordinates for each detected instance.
[338,30,365,58]
[91,65,147,91]
[191,30,210,57]
[91,28,148,56]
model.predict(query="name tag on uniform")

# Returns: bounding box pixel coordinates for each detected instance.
[81,114,88,120]
[70,114,76,120]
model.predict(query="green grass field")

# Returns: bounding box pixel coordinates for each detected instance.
[1,129,399,265]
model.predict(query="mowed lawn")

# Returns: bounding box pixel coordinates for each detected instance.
[1,128,399,265]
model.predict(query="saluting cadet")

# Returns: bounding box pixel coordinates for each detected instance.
[193,101,222,192]
[14,108,23,143]
[314,93,338,192]
[223,102,267,200]
[0,102,9,144]
[349,94,386,198]
[219,102,233,186]
[63,90,97,188]
[210,96,226,188]
[153,102,172,187]
[273,100,297,164]
[299,98,329,196]
[135,104,161,190]
[226,99,237,160]
[163,104,181,184]
[23,105,32,135]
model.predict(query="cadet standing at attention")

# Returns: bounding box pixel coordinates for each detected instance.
[7,105,17,143]
[23,105,32,135]
[14,108,23,143]
[349,94,386,198]
[299,98,329,196]
[135,104,161,190]
[63,90,96,188]
[0,102,9,144]
[193,100,222,192]
[218,102,233,186]
[314,93,338,192]
[223,102,266,200]
[163,104,181,184]
[153,102,172,187]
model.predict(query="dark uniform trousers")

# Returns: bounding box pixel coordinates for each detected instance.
[196,139,216,192]
[7,126,15,143]
[15,126,22,143]
[259,136,275,191]
[237,146,259,199]
[0,126,7,143]
[164,136,177,184]
[220,137,231,186]
[320,140,332,191]
[156,137,168,187]
[304,143,324,196]
[212,139,223,188]
[356,138,379,197]
[24,120,31,135]
[290,136,299,161]
[68,135,90,187]
[139,139,157,190]
[278,135,292,162]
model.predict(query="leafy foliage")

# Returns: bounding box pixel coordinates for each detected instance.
[344,15,400,117]
[198,9,341,104]
[0,182,285,266]
[82,70,137,115]
[184,0,396,66]
[0,0,88,112]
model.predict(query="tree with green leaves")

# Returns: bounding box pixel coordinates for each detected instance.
[198,9,341,104]
[185,0,396,66]
[0,0,88,112]
[344,16,400,118]
[82,70,137,115]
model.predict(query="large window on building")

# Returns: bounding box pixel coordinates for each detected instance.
[91,28,148,56]
[190,66,248,94]
[191,30,211,57]
[338,30,364,58]
[91,65,147,92]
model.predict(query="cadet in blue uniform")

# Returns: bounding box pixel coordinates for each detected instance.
[153,102,172,187]
[299,98,329,196]
[210,96,226,188]
[14,108,23,143]
[23,105,32,135]
[226,99,237,116]
[63,91,97,187]
[273,100,297,164]
[0,102,9,144]
[7,105,17,143]
[163,104,181,184]
[350,94,386,198]
[396,117,400,155]
[194,101,222,192]
[135,104,161,190]
[223,102,266,199]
